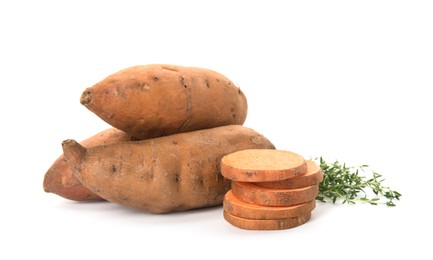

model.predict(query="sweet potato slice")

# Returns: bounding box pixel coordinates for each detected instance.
[220,149,307,182]
[255,160,323,189]
[231,181,319,206]
[223,210,311,230]
[224,190,315,220]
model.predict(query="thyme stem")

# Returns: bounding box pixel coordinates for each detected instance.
[315,157,401,206]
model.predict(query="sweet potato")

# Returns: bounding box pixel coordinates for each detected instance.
[62,125,275,213]
[80,64,248,139]
[43,128,138,201]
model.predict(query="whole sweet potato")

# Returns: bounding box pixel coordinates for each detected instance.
[62,125,275,213]
[80,64,248,139]
[43,128,137,201]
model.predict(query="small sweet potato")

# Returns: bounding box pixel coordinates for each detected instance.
[43,128,137,201]
[80,64,248,139]
[62,125,275,213]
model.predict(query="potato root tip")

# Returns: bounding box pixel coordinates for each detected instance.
[80,89,92,105]
[62,139,86,170]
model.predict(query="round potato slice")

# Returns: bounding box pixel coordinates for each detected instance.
[223,210,311,230]
[255,160,323,189]
[221,149,307,182]
[224,190,315,220]
[231,181,319,206]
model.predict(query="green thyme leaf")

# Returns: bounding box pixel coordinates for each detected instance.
[314,157,401,206]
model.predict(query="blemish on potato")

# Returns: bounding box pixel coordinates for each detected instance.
[61,176,66,185]
[179,76,188,88]
[161,66,179,72]
[249,135,264,145]
[152,75,159,82]
[140,82,151,91]
[175,174,181,183]
[245,171,256,177]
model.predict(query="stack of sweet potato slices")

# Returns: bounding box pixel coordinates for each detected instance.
[221,149,323,230]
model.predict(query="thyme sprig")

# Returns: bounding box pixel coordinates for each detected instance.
[315,157,401,206]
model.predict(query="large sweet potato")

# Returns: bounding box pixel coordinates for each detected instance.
[62,125,275,213]
[80,64,248,139]
[43,128,137,201]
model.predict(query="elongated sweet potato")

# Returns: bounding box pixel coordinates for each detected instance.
[43,128,138,201]
[62,125,275,213]
[80,64,248,139]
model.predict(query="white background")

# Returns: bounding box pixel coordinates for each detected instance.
[1,0,432,259]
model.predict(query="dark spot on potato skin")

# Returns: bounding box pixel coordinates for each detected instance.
[152,75,159,82]
[111,165,117,175]
[179,76,188,88]
[245,171,256,177]
[175,174,181,183]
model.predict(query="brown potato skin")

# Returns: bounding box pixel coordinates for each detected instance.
[43,128,137,201]
[80,64,248,139]
[62,125,275,213]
